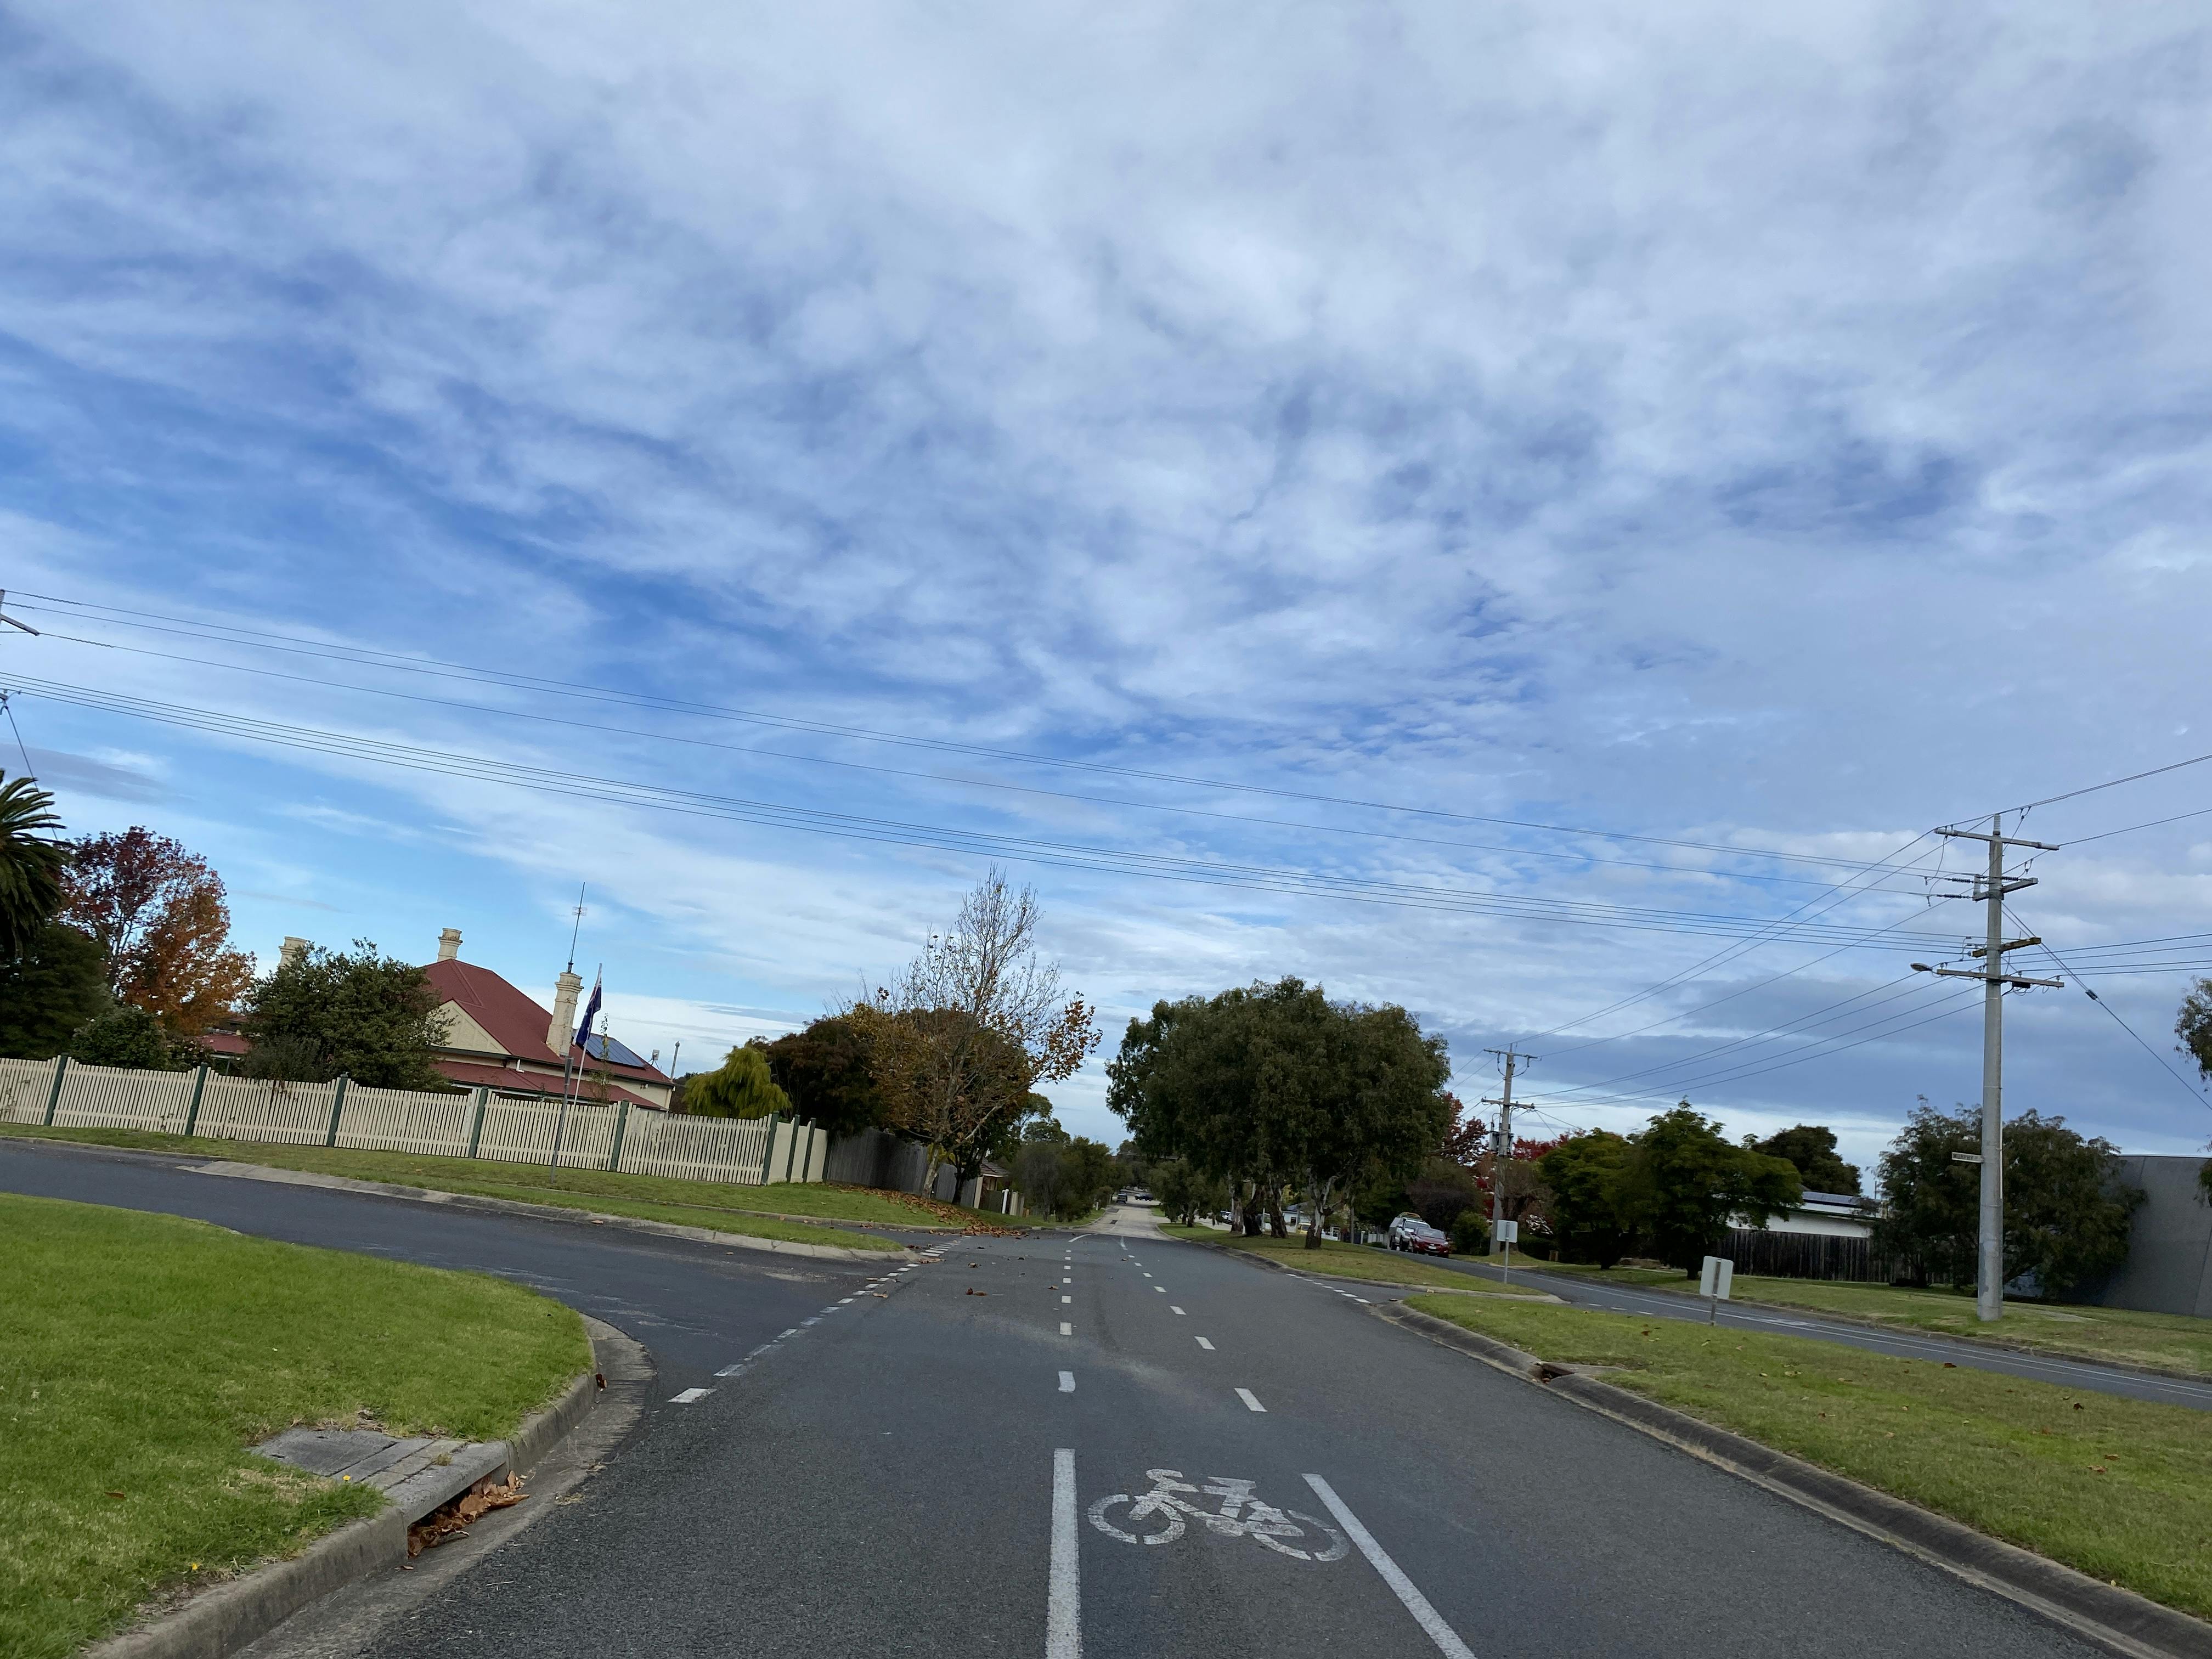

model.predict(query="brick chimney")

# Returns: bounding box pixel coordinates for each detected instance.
[436,927,462,962]
[548,969,583,1057]
[280,936,309,968]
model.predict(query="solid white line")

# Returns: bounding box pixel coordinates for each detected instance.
[1171,1306,1186,1316]
[1235,1387,1266,1413]
[1060,1322,1073,1335]
[1049,1448,1081,1658]
[1195,1336,1215,1351]
[1058,1370,1076,1393]
[669,1387,713,1403]
[1302,1475,1476,1659]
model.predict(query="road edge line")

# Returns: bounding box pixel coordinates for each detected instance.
[1300,1474,1476,1659]
[1370,1302,2212,1659]
[1048,1448,1081,1658]
[84,1320,633,1659]
[1163,1230,1560,1300]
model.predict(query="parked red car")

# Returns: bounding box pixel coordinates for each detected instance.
[1387,1215,1452,1256]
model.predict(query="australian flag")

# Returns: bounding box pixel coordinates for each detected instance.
[575,973,603,1052]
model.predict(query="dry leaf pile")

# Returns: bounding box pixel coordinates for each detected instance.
[407,1472,528,1557]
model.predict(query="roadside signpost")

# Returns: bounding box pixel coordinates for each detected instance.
[1699,1254,1734,1324]
[1495,1218,1519,1286]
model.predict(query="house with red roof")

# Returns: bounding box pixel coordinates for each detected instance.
[422,927,673,1109]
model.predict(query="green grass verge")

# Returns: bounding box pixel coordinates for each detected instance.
[0,1124,909,1252]
[1,1193,590,1658]
[1403,1294,2212,1620]
[1159,1226,1549,1293]
[1510,1256,2212,1377]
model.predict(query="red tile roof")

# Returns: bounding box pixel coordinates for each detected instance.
[431,1057,664,1110]
[420,958,670,1086]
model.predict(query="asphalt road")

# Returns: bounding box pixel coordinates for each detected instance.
[7,1142,2108,1658]
[1406,1247,2212,1410]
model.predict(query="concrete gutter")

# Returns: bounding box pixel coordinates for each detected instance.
[187,1159,905,1262]
[86,1317,638,1659]
[1502,1266,2212,1389]
[1374,1302,2212,1659]
[1170,1228,1561,1300]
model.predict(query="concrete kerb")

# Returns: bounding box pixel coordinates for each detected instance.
[1372,1302,2212,1659]
[1505,1266,2212,1390]
[187,1160,905,1262]
[86,1317,640,1659]
[1169,1228,1564,1301]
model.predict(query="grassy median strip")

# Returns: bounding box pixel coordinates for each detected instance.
[0,1124,909,1251]
[1159,1226,1548,1293]
[1,1193,590,1659]
[1513,1259,2212,1378]
[1402,1293,2212,1620]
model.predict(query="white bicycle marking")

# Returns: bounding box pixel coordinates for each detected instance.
[1087,1469,1348,1562]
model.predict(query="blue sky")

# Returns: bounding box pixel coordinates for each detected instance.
[5,2,2212,1172]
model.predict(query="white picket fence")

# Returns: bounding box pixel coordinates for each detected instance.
[0,1056,827,1186]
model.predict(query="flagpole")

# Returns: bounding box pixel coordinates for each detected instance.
[549,965,600,1182]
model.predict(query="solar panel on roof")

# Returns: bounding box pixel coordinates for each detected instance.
[583,1031,650,1069]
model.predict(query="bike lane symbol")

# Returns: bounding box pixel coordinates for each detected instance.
[1088,1468,1350,1562]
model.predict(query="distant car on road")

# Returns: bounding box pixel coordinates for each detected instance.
[1388,1215,1452,1256]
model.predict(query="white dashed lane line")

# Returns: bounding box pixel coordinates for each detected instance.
[670,1387,713,1404]
[1058,1370,1075,1393]
[1171,1306,1186,1316]
[1236,1387,1267,1413]
[1195,1336,1215,1351]
[1062,1295,1072,1304]
[1060,1322,1073,1335]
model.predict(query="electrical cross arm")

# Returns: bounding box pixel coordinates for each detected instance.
[1910,964,2063,989]
[1936,826,2061,852]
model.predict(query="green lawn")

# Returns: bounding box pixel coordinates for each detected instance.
[1,1193,590,1658]
[1159,1226,1548,1293]
[0,1124,915,1251]
[1509,1256,2212,1377]
[1403,1294,2212,1620]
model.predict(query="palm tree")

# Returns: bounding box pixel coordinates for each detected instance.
[0,773,67,958]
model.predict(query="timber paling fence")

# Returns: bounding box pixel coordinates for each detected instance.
[1722,1226,1896,1283]
[0,1055,834,1186]
[822,1126,934,1195]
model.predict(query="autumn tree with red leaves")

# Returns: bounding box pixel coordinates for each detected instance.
[58,827,254,1037]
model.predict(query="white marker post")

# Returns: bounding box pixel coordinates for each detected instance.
[1699,1254,1734,1325]
[1494,1218,1519,1286]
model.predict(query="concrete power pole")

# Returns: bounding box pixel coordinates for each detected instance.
[1915,814,2061,1323]
[1483,1047,1530,1260]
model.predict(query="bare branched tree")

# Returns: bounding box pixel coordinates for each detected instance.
[852,869,1099,1194]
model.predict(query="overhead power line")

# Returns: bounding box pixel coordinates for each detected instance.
[21,622,1943,896]
[8,590,1916,876]
[0,672,1973,950]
